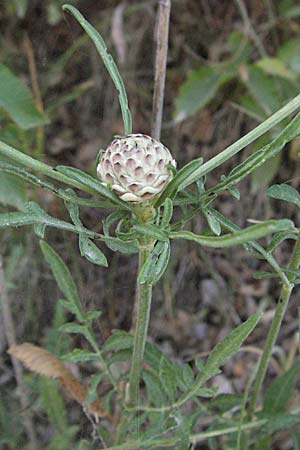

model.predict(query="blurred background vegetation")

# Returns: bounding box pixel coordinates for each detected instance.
[1,1,300,448]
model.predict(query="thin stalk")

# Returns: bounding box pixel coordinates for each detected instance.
[247,237,300,423]
[116,244,153,444]
[151,0,171,140]
[127,245,153,405]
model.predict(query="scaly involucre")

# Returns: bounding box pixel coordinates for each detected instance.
[97,134,176,202]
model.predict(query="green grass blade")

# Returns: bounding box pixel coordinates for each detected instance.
[63,4,132,135]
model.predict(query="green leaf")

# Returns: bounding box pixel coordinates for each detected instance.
[240,65,281,114]
[61,349,98,363]
[38,378,67,431]
[170,219,295,249]
[266,230,298,253]
[278,38,300,75]
[253,271,278,280]
[174,67,232,122]
[142,369,167,407]
[0,211,39,228]
[203,209,221,236]
[138,241,170,285]
[159,357,177,402]
[40,240,84,322]
[262,362,300,415]
[256,57,296,80]
[79,236,108,267]
[84,372,106,407]
[132,222,169,242]
[0,170,26,210]
[62,4,132,135]
[103,330,133,353]
[267,183,300,207]
[102,235,138,254]
[261,414,300,432]
[207,112,300,198]
[56,165,131,209]
[202,312,262,381]
[161,198,173,227]
[0,64,48,129]
[251,151,281,193]
[59,322,89,337]
[209,393,243,412]
[157,158,203,204]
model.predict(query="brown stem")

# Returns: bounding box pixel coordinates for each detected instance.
[151,0,171,140]
[0,256,39,450]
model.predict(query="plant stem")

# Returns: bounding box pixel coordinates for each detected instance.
[247,237,300,422]
[116,243,153,444]
[127,245,153,405]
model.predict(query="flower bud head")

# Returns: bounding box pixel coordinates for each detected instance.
[97,134,176,203]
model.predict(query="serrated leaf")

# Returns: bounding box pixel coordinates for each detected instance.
[103,330,133,353]
[59,322,89,337]
[0,64,48,129]
[40,241,84,322]
[202,312,261,383]
[84,372,106,407]
[159,357,177,402]
[262,362,300,415]
[142,369,167,407]
[267,183,300,207]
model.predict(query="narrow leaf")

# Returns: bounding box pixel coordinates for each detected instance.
[62,4,132,135]
[61,349,98,363]
[79,236,108,267]
[138,241,170,285]
[40,240,84,322]
[170,219,295,248]
[132,222,169,242]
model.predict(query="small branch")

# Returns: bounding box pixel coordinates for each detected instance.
[247,237,300,422]
[151,0,171,140]
[234,0,267,58]
[0,256,39,450]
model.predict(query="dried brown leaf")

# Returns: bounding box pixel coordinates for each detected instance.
[8,343,111,421]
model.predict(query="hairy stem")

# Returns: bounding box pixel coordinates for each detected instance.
[127,245,153,405]
[247,237,300,422]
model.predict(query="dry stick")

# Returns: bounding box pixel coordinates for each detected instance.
[23,33,44,159]
[234,0,267,58]
[151,0,171,140]
[0,256,39,450]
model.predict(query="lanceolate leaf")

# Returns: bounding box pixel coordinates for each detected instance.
[0,63,48,129]
[170,219,295,249]
[262,362,300,416]
[40,241,84,322]
[62,4,132,135]
[178,313,262,405]
[132,223,169,242]
[138,241,170,285]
